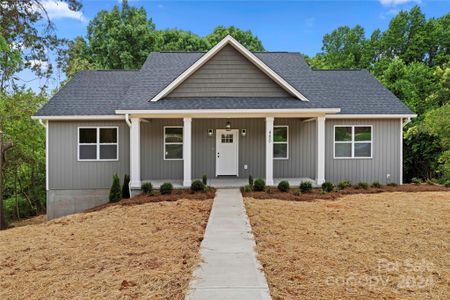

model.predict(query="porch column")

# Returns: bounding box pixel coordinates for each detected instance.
[265,117,274,186]
[130,117,141,189]
[316,116,325,185]
[183,117,192,187]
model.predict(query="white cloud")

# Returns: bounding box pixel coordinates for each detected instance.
[40,1,88,23]
[28,59,50,71]
[378,0,421,7]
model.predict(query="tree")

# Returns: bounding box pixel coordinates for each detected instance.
[0,0,81,90]
[155,29,210,52]
[205,26,265,51]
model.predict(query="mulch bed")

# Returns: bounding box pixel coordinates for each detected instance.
[86,188,216,213]
[242,183,449,201]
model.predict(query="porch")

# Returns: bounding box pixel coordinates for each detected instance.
[122,109,336,190]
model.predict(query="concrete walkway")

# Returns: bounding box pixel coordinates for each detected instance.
[186,189,271,300]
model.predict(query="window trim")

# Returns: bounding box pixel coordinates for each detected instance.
[77,126,119,161]
[333,125,373,159]
[273,125,289,160]
[163,126,184,161]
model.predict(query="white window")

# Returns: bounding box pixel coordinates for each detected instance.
[273,126,288,159]
[78,127,118,161]
[164,126,183,160]
[334,125,372,159]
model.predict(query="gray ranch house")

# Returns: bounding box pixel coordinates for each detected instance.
[34,36,415,219]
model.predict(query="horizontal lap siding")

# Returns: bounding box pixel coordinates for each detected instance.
[48,121,129,189]
[167,45,290,98]
[192,118,265,179]
[273,118,317,179]
[141,119,183,180]
[325,119,401,184]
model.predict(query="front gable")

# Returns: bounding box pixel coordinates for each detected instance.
[151,35,308,102]
[167,45,290,98]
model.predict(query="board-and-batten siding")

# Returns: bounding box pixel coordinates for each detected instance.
[273,118,317,179]
[325,119,401,184]
[167,45,290,98]
[140,119,183,180]
[48,121,130,189]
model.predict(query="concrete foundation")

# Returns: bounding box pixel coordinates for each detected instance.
[47,189,110,220]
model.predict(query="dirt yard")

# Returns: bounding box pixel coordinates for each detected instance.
[0,199,212,300]
[245,192,450,300]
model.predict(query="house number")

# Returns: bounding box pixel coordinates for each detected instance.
[268,130,272,143]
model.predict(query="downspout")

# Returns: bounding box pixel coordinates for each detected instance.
[124,113,132,127]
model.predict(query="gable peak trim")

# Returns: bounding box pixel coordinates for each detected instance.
[150,35,309,102]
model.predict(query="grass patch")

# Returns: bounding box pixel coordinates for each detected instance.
[245,191,450,299]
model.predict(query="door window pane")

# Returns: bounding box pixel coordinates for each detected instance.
[221,134,233,143]
[355,143,371,157]
[165,144,183,159]
[335,143,352,157]
[100,128,117,143]
[355,127,371,141]
[274,127,287,142]
[79,145,96,160]
[274,144,287,158]
[335,127,352,141]
[165,128,183,143]
[79,128,97,143]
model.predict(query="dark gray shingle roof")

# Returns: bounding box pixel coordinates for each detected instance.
[36,51,413,116]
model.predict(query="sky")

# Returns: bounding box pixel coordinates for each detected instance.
[21,0,450,92]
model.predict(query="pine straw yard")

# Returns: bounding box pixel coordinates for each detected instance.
[0,199,213,300]
[245,191,450,300]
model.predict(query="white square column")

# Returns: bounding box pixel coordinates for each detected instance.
[265,117,274,186]
[130,117,141,189]
[183,117,192,187]
[316,116,326,185]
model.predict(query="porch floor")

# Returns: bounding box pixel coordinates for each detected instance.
[145,177,316,189]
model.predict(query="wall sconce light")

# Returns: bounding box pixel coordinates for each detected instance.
[241,129,247,137]
[225,121,231,130]
[208,129,214,136]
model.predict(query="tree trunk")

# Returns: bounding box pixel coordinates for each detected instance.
[0,130,4,230]
[15,168,19,220]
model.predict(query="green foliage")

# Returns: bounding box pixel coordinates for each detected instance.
[293,191,301,196]
[321,181,334,193]
[160,182,173,195]
[411,177,422,184]
[299,181,313,193]
[141,182,153,194]
[356,182,369,190]
[205,26,264,52]
[337,180,352,190]
[3,196,34,223]
[121,174,130,199]
[253,178,266,192]
[248,175,254,187]
[202,175,208,186]
[191,180,205,192]
[241,185,252,193]
[371,181,382,188]
[277,181,290,193]
[155,29,210,52]
[109,174,122,202]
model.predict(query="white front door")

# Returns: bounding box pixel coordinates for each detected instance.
[216,129,239,176]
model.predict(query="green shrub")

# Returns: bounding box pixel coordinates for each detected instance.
[293,191,301,196]
[202,175,208,186]
[109,174,122,203]
[299,181,313,193]
[248,175,254,187]
[4,196,34,222]
[253,178,266,192]
[337,180,351,190]
[371,181,382,188]
[265,186,272,194]
[277,181,290,192]
[141,182,153,194]
[241,185,252,193]
[356,182,369,190]
[445,181,450,188]
[387,182,398,187]
[321,181,334,193]
[160,182,173,195]
[122,174,130,199]
[191,180,205,192]
[411,177,422,184]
